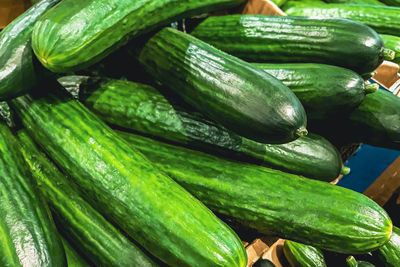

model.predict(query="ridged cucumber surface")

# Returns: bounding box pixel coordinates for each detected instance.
[31,0,245,73]
[9,81,247,267]
[375,226,400,267]
[190,15,386,75]
[137,27,307,144]
[283,240,327,267]
[62,75,343,181]
[0,0,60,100]
[16,128,159,267]
[117,130,393,254]
[380,34,400,63]
[0,122,66,267]
[61,237,90,267]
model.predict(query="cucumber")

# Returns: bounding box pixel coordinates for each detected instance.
[61,237,90,267]
[189,15,388,75]
[375,226,400,267]
[284,3,400,37]
[31,0,246,73]
[137,27,307,144]
[283,240,327,267]
[116,130,393,254]
[379,34,400,63]
[252,63,378,120]
[253,259,276,267]
[0,122,66,267]
[9,81,247,267]
[347,256,376,267]
[16,128,159,267]
[323,0,385,5]
[0,0,60,100]
[62,75,344,181]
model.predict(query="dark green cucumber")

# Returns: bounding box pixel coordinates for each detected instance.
[16,128,159,267]
[284,3,400,37]
[9,81,247,267]
[116,130,393,254]
[379,0,400,6]
[0,0,60,100]
[323,0,385,5]
[67,75,343,181]
[379,34,400,63]
[347,256,376,267]
[283,240,327,267]
[61,237,90,267]
[31,0,245,73]
[253,259,276,267]
[137,27,307,144]
[253,63,377,120]
[190,15,387,75]
[0,122,66,267]
[375,226,400,266]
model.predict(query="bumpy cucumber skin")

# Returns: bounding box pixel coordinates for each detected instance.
[16,129,159,267]
[9,84,247,267]
[0,123,66,267]
[190,15,384,75]
[284,3,400,37]
[380,34,400,63]
[253,63,368,120]
[0,0,60,100]
[117,130,393,255]
[138,27,307,144]
[72,76,341,181]
[31,0,245,73]
[283,240,327,267]
[376,226,400,267]
[60,237,90,267]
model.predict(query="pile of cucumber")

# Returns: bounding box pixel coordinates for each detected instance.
[1,0,400,266]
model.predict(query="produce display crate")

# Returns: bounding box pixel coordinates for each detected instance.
[2,0,400,266]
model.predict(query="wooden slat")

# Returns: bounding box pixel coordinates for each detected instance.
[242,0,286,16]
[261,239,285,267]
[0,0,31,29]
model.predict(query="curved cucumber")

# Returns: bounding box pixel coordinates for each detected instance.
[375,226,400,267]
[31,0,245,73]
[283,240,327,267]
[16,128,159,267]
[0,0,60,100]
[346,256,375,267]
[190,15,386,75]
[323,0,385,5]
[0,122,66,267]
[61,237,90,267]
[379,34,400,63]
[253,63,376,120]
[284,3,400,37]
[137,27,307,144]
[117,130,393,254]
[66,75,342,181]
[9,82,247,267]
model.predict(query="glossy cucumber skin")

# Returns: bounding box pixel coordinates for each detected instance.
[376,226,400,267]
[323,0,385,5]
[378,0,400,6]
[16,129,159,267]
[60,237,90,267]
[380,34,400,63]
[117,130,393,255]
[190,15,385,75]
[138,27,307,144]
[9,83,247,267]
[284,3,400,37]
[0,122,66,267]
[70,76,342,181]
[253,63,368,120]
[0,0,60,100]
[283,240,327,267]
[31,0,245,73]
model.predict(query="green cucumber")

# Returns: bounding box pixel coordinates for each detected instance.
[66,75,343,181]
[116,130,393,254]
[0,0,60,100]
[379,34,400,63]
[347,256,376,267]
[375,226,400,266]
[190,15,388,75]
[323,0,385,5]
[0,122,66,266]
[379,0,400,6]
[253,259,276,267]
[137,27,307,144]
[284,3,400,37]
[9,81,247,267]
[253,63,377,120]
[283,240,327,267]
[16,128,159,267]
[61,237,90,267]
[31,0,246,73]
